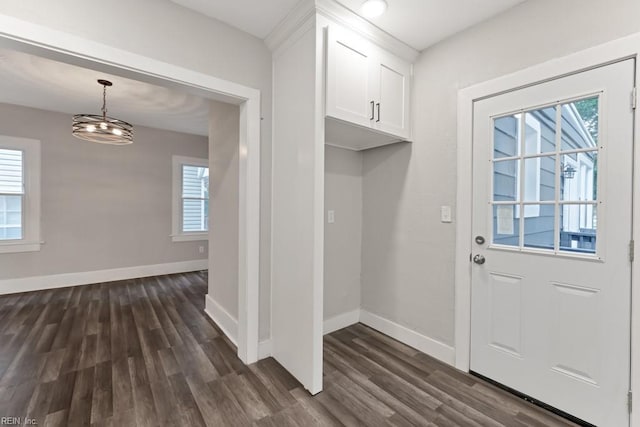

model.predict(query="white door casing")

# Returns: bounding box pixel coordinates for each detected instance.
[0,14,262,365]
[470,60,634,426]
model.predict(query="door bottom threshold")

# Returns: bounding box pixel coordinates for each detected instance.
[469,371,595,427]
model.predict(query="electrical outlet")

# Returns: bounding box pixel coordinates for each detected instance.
[198,246,205,254]
[328,210,335,224]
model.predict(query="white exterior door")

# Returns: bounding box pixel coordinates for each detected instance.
[470,59,634,426]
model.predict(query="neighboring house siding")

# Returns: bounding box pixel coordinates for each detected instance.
[492,107,592,249]
[182,166,207,232]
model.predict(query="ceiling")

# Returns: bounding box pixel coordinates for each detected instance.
[0,0,526,136]
[334,0,526,50]
[171,0,302,39]
[171,0,526,51]
[0,49,210,137]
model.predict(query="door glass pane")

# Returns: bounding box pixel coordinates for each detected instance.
[493,204,519,247]
[523,155,555,202]
[493,159,518,202]
[523,107,556,155]
[0,195,22,240]
[523,204,554,250]
[561,97,598,151]
[560,204,597,254]
[493,115,520,159]
[560,151,597,202]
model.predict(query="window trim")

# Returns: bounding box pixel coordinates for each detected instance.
[171,155,209,242]
[0,136,41,254]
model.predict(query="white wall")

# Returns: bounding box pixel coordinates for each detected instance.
[324,146,362,320]
[0,0,273,340]
[271,22,324,394]
[208,101,240,320]
[0,102,208,280]
[361,0,640,347]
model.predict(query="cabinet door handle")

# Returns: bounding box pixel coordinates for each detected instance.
[376,103,380,122]
[370,101,375,120]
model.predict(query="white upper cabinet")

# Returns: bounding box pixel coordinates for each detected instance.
[326,25,377,129]
[374,50,411,138]
[326,25,412,146]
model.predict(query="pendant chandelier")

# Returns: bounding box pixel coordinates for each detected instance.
[72,79,133,145]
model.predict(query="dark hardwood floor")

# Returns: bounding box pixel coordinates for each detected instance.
[0,272,577,426]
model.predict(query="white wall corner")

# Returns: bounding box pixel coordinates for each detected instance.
[265,0,316,52]
[0,259,208,295]
[359,310,455,367]
[205,294,239,346]
[258,339,273,360]
[323,309,361,335]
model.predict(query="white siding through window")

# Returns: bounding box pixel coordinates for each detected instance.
[0,136,41,253]
[182,165,209,232]
[0,149,24,240]
[171,155,209,242]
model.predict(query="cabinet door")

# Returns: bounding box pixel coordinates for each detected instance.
[326,26,376,128]
[372,51,411,139]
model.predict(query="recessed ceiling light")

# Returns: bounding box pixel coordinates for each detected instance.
[361,0,388,18]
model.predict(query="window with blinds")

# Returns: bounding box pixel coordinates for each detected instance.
[0,148,23,240]
[171,155,208,242]
[181,164,209,232]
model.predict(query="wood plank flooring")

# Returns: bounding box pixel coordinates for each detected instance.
[0,271,578,426]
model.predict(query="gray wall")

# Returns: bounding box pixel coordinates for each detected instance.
[0,103,208,279]
[361,0,640,346]
[208,101,240,319]
[324,146,362,319]
[0,1,274,340]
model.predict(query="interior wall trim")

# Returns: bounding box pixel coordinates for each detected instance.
[205,294,239,346]
[258,308,455,367]
[324,309,361,335]
[264,0,418,62]
[0,259,208,295]
[359,309,455,366]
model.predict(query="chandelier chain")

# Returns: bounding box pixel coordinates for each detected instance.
[102,84,108,119]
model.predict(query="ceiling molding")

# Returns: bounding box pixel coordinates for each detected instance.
[315,0,418,62]
[265,0,419,63]
[265,0,316,52]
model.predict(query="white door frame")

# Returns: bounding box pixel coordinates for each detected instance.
[0,14,261,364]
[456,33,640,424]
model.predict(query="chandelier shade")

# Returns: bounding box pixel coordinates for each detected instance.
[72,79,133,145]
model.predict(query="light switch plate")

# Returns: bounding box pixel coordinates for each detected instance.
[328,210,335,224]
[441,206,452,223]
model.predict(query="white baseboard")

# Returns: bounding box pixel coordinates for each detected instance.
[258,309,453,367]
[324,309,361,335]
[256,309,361,360]
[359,309,455,367]
[205,294,238,346]
[0,259,208,295]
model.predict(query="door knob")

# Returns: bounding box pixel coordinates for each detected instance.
[473,254,486,265]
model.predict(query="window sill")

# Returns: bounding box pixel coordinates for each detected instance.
[171,233,208,242]
[0,241,42,254]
